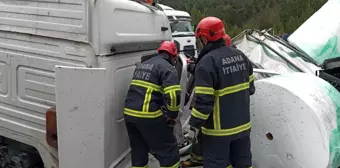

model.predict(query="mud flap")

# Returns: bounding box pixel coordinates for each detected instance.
[55,66,107,168]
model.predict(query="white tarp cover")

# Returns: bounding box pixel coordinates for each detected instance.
[233,31,320,75]
[288,0,340,65]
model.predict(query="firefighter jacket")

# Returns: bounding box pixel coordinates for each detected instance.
[124,54,181,123]
[189,39,255,137]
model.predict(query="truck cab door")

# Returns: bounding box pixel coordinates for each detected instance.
[55,66,108,168]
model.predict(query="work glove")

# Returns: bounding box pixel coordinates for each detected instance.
[187,126,199,144]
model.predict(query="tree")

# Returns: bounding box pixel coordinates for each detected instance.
[159,0,327,37]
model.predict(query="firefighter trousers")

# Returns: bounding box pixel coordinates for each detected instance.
[203,135,252,168]
[125,119,180,168]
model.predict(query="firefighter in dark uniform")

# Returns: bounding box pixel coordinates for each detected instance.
[182,33,234,167]
[186,17,255,168]
[124,41,181,168]
[182,33,235,167]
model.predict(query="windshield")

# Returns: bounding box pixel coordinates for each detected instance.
[170,21,193,33]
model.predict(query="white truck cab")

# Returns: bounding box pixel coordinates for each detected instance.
[0,0,174,167]
[158,4,198,58]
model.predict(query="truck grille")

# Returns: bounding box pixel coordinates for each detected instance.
[183,45,195,57]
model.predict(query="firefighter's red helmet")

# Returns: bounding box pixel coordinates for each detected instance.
[157,41,178,57]
[223,34,232,47]
[195,17,225,42]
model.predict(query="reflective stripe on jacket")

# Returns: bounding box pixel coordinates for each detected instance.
[124,54,181,123]
[189,40,255,137]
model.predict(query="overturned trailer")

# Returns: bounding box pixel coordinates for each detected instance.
[232,29,340,168]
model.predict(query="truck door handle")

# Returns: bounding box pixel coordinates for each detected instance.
[161,27,169,31]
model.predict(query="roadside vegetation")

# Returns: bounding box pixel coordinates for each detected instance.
[159,0,327,37]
